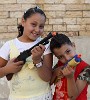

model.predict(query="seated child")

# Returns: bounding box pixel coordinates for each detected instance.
[50,33,90,100]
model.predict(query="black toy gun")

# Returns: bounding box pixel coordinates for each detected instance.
[6,32,57,81]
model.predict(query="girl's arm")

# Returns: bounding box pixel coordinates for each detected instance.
[0,57,8,77]
[50,65,63,85]
[37,53,53,82]
[0,41,23,78]
[0,57,23,78]
[31,44,53,82]
[50,64,58,85]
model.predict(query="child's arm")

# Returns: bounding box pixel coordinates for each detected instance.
[0,57,23,78]
[77,66,90,84]
[61,66,79,99]
[67,74,87,100]
[61,65,88,100]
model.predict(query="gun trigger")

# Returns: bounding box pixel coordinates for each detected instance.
[43,40,49,45]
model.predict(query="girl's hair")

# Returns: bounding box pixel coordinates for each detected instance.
[17,6,46,37]
[50,33,72,53]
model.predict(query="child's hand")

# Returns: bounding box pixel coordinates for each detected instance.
[5,58,24,74]
[61,65,75,79]
[50,67,63,85]
[54,67,63,78]
[31,44,45,64]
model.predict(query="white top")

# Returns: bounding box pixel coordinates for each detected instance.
[0,37,51,61]
[0,37,52,99]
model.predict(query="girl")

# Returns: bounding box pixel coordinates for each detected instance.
[50,34,90,100]
[0,6,53,100]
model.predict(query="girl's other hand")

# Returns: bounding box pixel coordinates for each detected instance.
[5,58,24,74]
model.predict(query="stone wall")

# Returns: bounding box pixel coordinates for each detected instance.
[0,0,90,40]
[0,0,90,99]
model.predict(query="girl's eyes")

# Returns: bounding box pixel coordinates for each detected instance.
[31,23,36,26]
[39,25,44,29]
[31,23,44,29]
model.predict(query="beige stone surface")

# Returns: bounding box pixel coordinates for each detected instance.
[0,0,90,36]
[0,0,90,99]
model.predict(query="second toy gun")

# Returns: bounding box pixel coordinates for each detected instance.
[6,32,57,81]
[54,54,81,84]
[65,54,81,68]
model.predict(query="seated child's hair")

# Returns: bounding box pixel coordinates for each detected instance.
[50,33,72,53]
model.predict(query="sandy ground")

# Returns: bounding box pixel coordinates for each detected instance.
[0,77,90,99]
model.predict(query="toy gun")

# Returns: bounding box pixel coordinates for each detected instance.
[6,32,57,81]
[54,54,81,84]
[65,54,81,68]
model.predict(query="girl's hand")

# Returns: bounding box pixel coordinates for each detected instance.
[31,44,45,64]
[61,65,75,79]
[5,58,24,74]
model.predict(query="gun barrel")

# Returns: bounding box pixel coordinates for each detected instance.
[29,32,56,50]
[15,32,57,63]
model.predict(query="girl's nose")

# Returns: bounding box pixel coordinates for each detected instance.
[35,27,40,33]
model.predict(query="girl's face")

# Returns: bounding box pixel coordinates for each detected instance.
[53,43,76,64]
[21,13,46,42]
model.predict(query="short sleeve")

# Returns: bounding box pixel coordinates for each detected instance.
[43,42,51,55]
[77,66,90,84]
[0,41,10,60]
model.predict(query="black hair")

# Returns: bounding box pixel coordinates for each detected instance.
[50,33,72,53]
[17,6,46,37]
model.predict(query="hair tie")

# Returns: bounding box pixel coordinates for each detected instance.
[34,6,40,10]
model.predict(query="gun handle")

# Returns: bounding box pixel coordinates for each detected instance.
[6,73,13,81]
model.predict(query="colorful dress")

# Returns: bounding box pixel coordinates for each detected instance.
[53,60,90,100]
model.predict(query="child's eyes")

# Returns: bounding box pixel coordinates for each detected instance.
[58,56,64,60]
[66,50,71,54]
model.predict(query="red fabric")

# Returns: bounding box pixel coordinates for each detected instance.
[53,60,88,100]
[53,61,69,100]
[74,60,88,100]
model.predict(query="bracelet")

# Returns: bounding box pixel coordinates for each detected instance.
[35,61,43,68]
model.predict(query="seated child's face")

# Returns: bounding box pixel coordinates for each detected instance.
[53,43,76,64]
